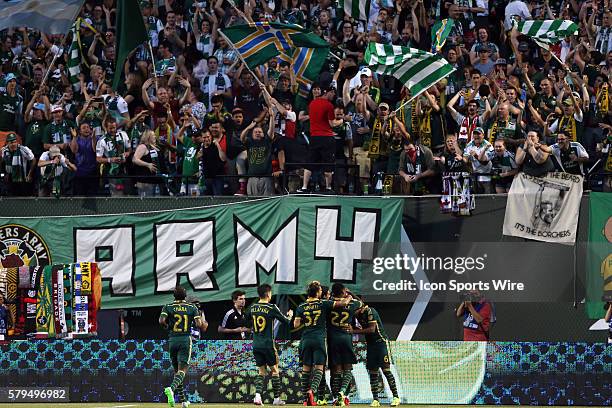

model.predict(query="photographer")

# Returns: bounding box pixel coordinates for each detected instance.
[455,291,492,341]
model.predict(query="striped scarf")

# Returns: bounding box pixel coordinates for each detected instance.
[558,115,577,141]
[2,147,27,183]
[597,85,609,117]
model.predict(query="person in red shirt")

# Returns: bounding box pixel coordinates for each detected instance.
[456,292,492,341]
[298,85,337,193]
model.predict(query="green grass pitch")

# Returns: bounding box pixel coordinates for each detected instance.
[0,405,596,408]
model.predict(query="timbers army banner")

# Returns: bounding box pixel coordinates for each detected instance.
[0,197,403,309]
[586,192,612,319]
[502,172,583,244]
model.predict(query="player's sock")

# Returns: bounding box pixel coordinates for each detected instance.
[300,370,310,397]
[255,374,265,395]
[175,384,187,403]
[382,369,398,398]
[331,371,341,396]
[368,371,380,400]
[170,371,185,392]
[271,374,281,399]
[311,368,324,396]
[317,373,329,400]
[339,370,352,395]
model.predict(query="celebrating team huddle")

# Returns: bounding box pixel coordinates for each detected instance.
[159,281,399,407]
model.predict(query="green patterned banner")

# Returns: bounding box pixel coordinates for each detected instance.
[0,197,403,309]
[586,192,612,318]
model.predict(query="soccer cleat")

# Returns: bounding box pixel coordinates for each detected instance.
[336,392,346,406]
[181,402,190,408]
[164,387,175,407]
[254,392,263,406]
[344,395,350,406]
[317,398,328,406]
[273,397,286,405]
[307,389,316,406]
[390,396,400,406]
[370,400,381,407]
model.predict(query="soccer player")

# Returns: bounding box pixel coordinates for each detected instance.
[327,283,362,406]
[159,286,208,408]
[353,305,400,407]
[245,284,294,406]
[293,281,351,406]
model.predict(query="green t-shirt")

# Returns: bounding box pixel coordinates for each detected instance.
[181,135,200,178]
[328,298,362,339]
[246,136,273,176]
[0,90,23,131]
[295,298,334,341]
[43,120,75,146]
[357,306,388,344]
[25,119,48,157]
[159,300,201,338]
[245,301,291,349]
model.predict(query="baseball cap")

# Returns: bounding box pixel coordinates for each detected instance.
[33,103,45,111]
[51,104,63,113]
[473,127,485,135]
[495,58,507,65]
[359,67,372,77]
[562,98,573,106]
[232,107,244,114]
[4,73,17,82]
[379,102,390,110]
[6,133,17,142]
[476,45,490,53]
[140,0,151,7]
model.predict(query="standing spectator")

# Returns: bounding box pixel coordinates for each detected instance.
[37,146,76,197]
[176,121,204,195]
[455,291,493,341]
[463,127,494,193]
[23,92,49,169]
[200,56,232,111]
[479,139,518,193]
[0,73,24,146]
[447,90,491,146]
[515,130,556,176]
[96,117,131,196]
[132,130,164,197]
[398,138,436,195]
[200,129,227,195]
[240,106,276,196]
[545,132,590,175]
[70,123,98,196]
[218,290,249,340]
[1,133,35,196]
[298,85,336,193]
[43,105,75,155]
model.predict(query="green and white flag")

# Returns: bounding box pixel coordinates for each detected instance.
[364,42,455,101]
[67,19,82,91]
[515,19,578,48]
[431,19,455,53]
[342,0,371,22]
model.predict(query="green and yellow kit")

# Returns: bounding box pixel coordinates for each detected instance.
[295,298,336,366]
[357,306,392,370]
[245,301,292,367]
[159,300,201,370]
[327,298,362,366]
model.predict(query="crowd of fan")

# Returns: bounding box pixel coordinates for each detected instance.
[0,0,611,197]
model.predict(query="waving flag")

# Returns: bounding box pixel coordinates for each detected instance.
[221,22,329,105]
[515,19,578,49]
[112,0,149,90]
[0,0,85,34]
[67,20,83,91]
[431,18,455,53]
[365,42,455,101]
[342,0,372,22]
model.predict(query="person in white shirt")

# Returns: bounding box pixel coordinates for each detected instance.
[504,0,531,31]
[462,127,493,193]
[200,56,232,111]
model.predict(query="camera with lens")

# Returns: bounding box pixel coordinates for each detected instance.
[460,292,475,302]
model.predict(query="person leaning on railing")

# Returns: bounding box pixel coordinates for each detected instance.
[132,130,165,197]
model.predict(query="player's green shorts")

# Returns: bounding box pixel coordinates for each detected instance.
[253,346,279,367]
[328,334,357,366]
[366,340,392,370]
[299,337,327,366]
[169,336,192,370]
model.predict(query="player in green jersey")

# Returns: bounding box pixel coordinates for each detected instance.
[293,281,352,406]
[159,286,208,408]
[353,304,400,407]
[328,283,362,406]
[245,284,294,406]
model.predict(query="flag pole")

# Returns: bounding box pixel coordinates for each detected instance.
[147,41,159,91]
[40,27,73,90]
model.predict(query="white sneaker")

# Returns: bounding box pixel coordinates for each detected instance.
[254,392,263,405]
[273,397,286,405]
[181,402,190,408]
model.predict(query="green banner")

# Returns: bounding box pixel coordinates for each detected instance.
[586,192,612,318]
[0,197,403,309]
